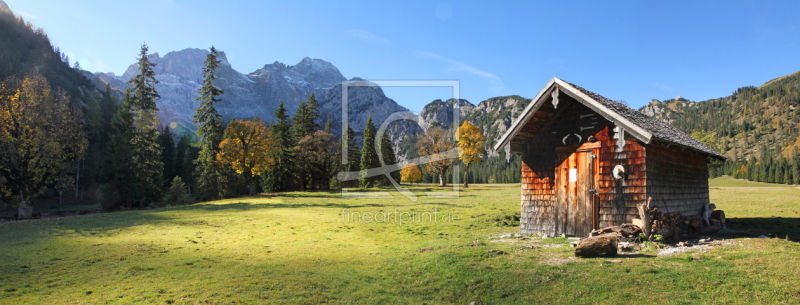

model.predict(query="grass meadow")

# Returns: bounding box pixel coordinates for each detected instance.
[1,177,799,304]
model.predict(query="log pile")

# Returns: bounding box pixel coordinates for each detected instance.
[590,224,642,242]
[632,200,725,239]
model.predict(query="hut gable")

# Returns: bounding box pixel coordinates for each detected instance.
[494,77,725,159]
[495,77,724,237]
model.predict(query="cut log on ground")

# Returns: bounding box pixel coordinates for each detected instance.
[711,210,726,224]
[696,219,723,235]
[575,235,618,258]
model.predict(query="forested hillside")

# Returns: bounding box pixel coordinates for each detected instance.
[0,3,99,102]
[640,71,800,184]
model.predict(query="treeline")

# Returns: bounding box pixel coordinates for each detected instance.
[651,71,800,163]
[709,146,800,185]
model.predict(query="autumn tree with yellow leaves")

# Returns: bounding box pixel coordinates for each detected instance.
[0,75,87,218]
[400,163,422,184]
[217,118,276,196]
[456,121,486,188]
[416,126,456,187]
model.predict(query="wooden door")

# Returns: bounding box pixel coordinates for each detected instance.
[555,149,596,236]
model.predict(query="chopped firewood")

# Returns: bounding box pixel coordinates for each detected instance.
[677,241,692,247]
[575,235,618,257]
[696,221,723,234]
[590,226,616,237]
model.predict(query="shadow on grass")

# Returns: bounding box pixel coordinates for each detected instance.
[725,217,800,240]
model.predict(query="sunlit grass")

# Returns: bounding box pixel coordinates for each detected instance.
[1,182,799,303]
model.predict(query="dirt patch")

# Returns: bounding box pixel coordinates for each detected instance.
[657,239,737,256]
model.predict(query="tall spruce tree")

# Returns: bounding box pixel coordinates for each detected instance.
[193,46,226,201]
[261,101,294,192]
[378,131,400,186]
[359,115,380,188]
[292,93,321,139]
[109,89,136,209]
[793,151,800,185]
[340,124,360,188]
[122,43,163,207]
[159,125,176,187]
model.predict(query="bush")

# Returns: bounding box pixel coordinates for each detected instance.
[97,184,120,211]
[167,176,187,204]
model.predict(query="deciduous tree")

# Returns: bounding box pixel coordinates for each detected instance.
[0,75,87,218]
[400,163,422,184]
[218,118,275,196]
[456,121,485,188]
[416,126,456,187]
[294,131,338,190]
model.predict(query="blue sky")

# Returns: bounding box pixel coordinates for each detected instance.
[7,0,800,112]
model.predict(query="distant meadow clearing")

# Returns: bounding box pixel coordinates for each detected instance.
[1,178,799,304]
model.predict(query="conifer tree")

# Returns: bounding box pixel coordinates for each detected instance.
[158,125,176,188]
[261,101,294,192]
[359,115,380,188]
[293,93,321,139]
[793,151,800,185]
[193,46,226,201]
[340,124,360,188]
[115,43,163,208]
[378,131,400,186]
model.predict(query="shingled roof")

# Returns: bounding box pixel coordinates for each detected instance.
[494,77,726,159]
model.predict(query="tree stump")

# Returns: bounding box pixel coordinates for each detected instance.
[575,235,618,257]
[637,197,653,240]
[711,210,726,224]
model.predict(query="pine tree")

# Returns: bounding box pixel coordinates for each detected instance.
[159,125,176,188]
[359,115,380,188]
[293,93,321,139]
[193,46,226,201]
[793,151,800,185]
[116,43,163,208]
[378,131,400,186]
[292,101,309,140]
[261,101,294,192]
[340,124,360,188]
[110,89,137,209]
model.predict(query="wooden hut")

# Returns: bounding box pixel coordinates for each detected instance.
[493,77,725,237]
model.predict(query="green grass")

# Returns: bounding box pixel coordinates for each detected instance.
[710,176,800,239]
[1,181,799,304]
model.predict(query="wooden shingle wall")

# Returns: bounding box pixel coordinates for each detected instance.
[595,132,647,228]
[520,96,609,236]
[644,142,709,218]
